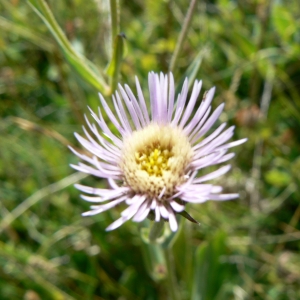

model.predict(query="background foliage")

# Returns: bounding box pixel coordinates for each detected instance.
[1,0,300,299]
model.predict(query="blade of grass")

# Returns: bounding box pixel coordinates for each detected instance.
[169,0,197,72]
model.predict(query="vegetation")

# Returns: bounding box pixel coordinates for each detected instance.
[1,0,300,299]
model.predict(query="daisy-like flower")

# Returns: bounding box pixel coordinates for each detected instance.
[70,72,246,232]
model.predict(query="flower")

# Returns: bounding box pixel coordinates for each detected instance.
[70,72,247,232]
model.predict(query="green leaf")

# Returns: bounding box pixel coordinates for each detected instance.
[178,210,200,224]
[192,231,231,300]
[27,0,110,95]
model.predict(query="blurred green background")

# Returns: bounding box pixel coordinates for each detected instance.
[1,0,300,299]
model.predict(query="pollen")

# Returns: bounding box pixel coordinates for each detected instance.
[120,123,193,199]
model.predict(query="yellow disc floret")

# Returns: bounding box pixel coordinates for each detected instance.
[120,123,193,199]
[135,146,172,176]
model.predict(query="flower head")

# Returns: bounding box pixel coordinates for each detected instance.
[70,72,246,232]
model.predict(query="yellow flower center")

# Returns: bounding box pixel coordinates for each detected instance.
[120,123,193,199]
[135,146,172,177]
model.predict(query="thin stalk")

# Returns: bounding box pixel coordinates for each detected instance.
[169,0,197,72]
[249,1,272,102]
[109,0,121,94]
[250,77,273,213]
[110,0,120,47]
[165,247,180,300]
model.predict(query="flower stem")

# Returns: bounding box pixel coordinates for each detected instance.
[149,220,165,243]
[109,0,120,50]
[165,247,180,300]
[148,220,180,299]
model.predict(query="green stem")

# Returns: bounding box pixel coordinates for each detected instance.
[149,220,165,243]
[165,248,180,300]
[110,0,120,45]
[169,0,197,72]
[109,0,121,94]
